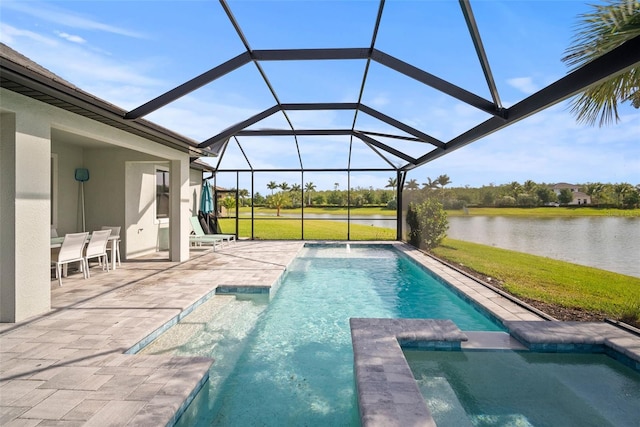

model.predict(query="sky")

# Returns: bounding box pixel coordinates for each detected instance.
[1,0,638,193]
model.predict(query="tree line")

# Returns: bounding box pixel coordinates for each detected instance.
[422,179,640,209]
[219,175,639,213]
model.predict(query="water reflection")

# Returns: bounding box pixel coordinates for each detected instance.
[448,216,639,277]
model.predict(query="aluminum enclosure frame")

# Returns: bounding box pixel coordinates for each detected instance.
[123,0,640,240]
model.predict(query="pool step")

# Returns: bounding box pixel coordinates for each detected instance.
[140,294,267,357]
[418,376,474,427]
[462,331,528,350]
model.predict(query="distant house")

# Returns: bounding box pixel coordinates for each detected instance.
[552,183,591,205]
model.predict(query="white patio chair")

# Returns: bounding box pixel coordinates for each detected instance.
[84,229,111,277]
[51,227,59,276]
[52,232,89,286]
[101,226,121,266]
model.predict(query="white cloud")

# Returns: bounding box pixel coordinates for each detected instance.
[0,23,57,46]
[55,31,86,44]
[2,24,165,101]
[507,77,539,95]
[419,104,640,187]
[3,1,147,38]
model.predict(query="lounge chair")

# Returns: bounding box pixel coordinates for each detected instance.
[189,217,224,251]
[189,216,236,245]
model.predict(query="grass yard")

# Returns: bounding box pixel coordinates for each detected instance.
[217,218,396,240]
[235,206,397,217]
[432,238,640,325]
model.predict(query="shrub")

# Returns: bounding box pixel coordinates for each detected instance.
[495,196,516,207]
[406,199,449,250]
[385,199,397,210]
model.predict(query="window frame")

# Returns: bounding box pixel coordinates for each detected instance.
[155,167,170,222]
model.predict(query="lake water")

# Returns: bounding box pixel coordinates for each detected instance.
[447,216,639,278]
[253,212,638,277]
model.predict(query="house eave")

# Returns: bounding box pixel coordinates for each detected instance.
[0,54,215,159]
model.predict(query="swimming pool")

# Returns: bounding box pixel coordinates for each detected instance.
[405,349,640,427]
[141,243,504,425]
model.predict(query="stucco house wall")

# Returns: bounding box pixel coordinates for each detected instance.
[1,87,203,322]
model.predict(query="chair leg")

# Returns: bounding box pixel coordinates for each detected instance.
[105,255,110,272]
[84,260,90,279]
[57,264,63,286]
[116,242,121,267]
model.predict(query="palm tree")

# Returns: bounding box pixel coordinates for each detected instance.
[422,177,438,191]
[238,188,249,207]
[508,181,523,199]
[267,181,278,195]
[304,182,316,206]
[614,182,634,207]
[279,182,290,191]
[562,0,640,126]
[404,179,419,190]
[523,180,538,194]
[586,182,605,206]
[289,183,302,206]
[385,177,397,189]
[436,174,451,199]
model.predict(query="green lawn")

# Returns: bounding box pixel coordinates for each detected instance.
[432,238,640,324]
[217,218,395,240]
[235,206,397,216]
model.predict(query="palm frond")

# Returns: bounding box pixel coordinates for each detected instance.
[563,0,640,69]
[569,66,640,126]
[563,0,640,126]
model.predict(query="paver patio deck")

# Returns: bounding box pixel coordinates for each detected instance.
[1,241,303,426]
[1,241,638,426]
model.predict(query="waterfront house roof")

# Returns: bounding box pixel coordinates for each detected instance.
[0,43,215,160]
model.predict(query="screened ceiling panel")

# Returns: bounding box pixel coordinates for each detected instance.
[258,60,367,104]
[361,61,493,143]
[244,110,292,131]
[230,136,301,169]
[227,1,380,49]
[145,62,276,139]
[348,138,406,170]
[285,109,358,130]
[471,1,588,106]
[375,0,491,100]
[114,0,638,179]
[297,135,353,169]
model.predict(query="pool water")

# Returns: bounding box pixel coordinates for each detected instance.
[405,349,640,427]
[145,244,503,426]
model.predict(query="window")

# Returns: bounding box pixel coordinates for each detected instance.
[156,168,170,219]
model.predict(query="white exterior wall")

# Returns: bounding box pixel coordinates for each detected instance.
[1,100,51,322]
[1,88,196,322]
